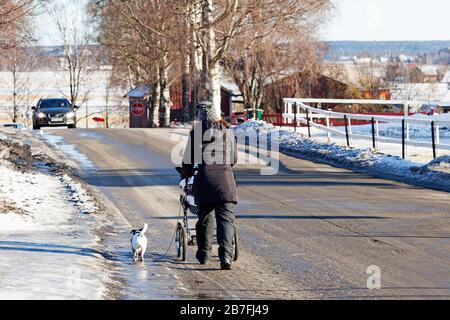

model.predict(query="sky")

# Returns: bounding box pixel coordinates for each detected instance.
[324,0,450,41]
[34,0,88,46]
[35,0,450,45]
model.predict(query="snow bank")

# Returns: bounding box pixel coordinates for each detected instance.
[0,135,108,299]
[235,120,450,193]
[237,119,274,131]
[60,174,98,215]
[0,167,70,232]
[425,155,450,173]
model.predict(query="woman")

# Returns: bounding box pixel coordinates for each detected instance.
[182,101,238,270]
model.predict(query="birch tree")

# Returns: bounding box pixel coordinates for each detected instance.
[172,0,332,118]
[90,0,179,127]
[91,0,333,122]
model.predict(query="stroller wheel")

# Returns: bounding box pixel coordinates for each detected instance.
[175,223,187,261]
[189,205,199,216]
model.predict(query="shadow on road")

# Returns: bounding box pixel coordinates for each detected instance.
[0,241,105,258]
[81,167,400,189]
[150,215,387,221]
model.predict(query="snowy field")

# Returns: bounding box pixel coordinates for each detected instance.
[0,70,130,129]
[235,120,450,193]
[0,70,128,109]
[0,130,112,299]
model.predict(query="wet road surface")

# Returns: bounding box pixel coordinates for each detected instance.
[39,128,450,300]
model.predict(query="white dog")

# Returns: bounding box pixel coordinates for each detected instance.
[131,223,148,263]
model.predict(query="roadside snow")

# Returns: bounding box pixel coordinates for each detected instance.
[425,155,450,173]
[41,133,95,171]
[0,134,108,300]
[262,113,450,164]
[235,120,450,193]
[0,167,70,232]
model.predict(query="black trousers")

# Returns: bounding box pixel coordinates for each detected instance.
[196,203,235,261]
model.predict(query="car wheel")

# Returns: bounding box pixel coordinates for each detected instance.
[68,124,76,129]
[33,123,40,130]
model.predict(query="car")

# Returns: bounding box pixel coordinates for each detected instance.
[32,98,78,130]
[0,123,26,130]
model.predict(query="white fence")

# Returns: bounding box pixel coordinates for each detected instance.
[283,98,450,159]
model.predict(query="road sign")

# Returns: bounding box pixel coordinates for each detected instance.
[131,101,145,117]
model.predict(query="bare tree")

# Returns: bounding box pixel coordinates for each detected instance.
[354,61,387,98]
[0,0,39,33]
[224,34,327,118]
[45,1,99,128]
[51,2,93,105]
[90,0,334,122]
[100,72,129,128]
[168,0,333,118]
[0,0,41,123]
[90,0,180,127]
[0,46,37,123]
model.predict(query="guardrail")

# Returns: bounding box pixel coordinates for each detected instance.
[283,98,450,159]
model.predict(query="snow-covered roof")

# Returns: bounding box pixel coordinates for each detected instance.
[419,65,439,77]
[353,57,373,64]
[323,63,386,87]
[441,71,450,83]
[219,68,243,102]
[438,90,450,107]
[221,81,240,94]
[124,86,150,99]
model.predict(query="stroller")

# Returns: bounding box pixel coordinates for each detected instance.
[175,167,238,262]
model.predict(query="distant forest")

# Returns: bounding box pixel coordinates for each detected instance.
[325,41,450,59]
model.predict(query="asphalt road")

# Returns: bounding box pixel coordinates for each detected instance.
[39,128,450,300]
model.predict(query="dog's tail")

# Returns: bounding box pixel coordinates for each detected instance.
[141,223,148,234]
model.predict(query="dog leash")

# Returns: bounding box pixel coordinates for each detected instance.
[153,171,191,262]
[153,203,183,262]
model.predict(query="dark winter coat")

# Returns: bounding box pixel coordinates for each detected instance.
[182,120,238,206]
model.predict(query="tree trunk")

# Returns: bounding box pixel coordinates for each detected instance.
[152,72,161,128]
[190,70,199,120]
[182,51,190,123]
[105,108,109,128]
[181,7,191,123]
[201,0,221,119]
[187,1,203,120]
[85,105,89,128]
[160,61,171,128]
[205,64,222,119]
[104,103,110,128]
[12,71,17,123]
[255,86,263,119]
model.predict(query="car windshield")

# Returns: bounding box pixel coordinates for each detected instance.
[40,100,70,109]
